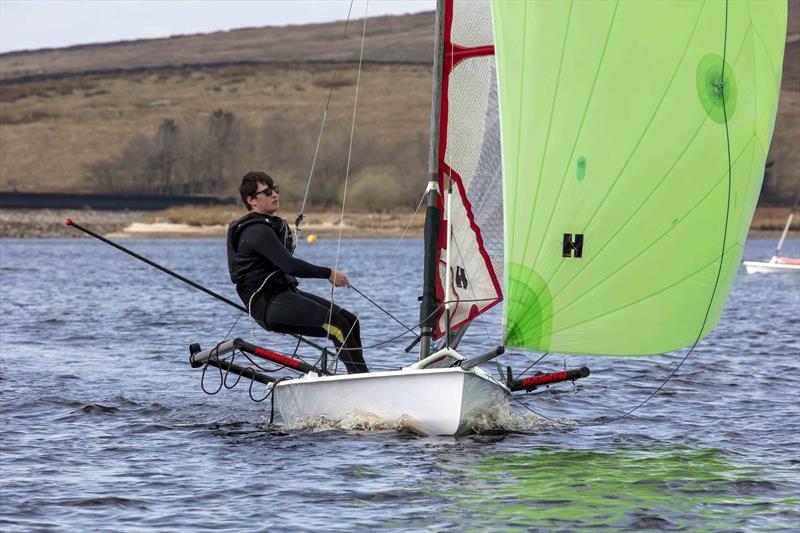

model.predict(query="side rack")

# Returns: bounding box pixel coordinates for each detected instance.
[189,338,329,384]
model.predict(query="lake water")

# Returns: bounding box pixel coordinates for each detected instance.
[1,236,798,531]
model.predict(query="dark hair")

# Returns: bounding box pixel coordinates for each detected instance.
[239,171,274,210]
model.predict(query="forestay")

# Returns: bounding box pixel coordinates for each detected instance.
[493,0,787,355]
[433,0,504,340]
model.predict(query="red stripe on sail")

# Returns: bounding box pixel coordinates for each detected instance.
[445,44,495,70]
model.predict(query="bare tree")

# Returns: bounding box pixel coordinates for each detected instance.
[100,134,157,192]
[207,109,240,193]
[177,117,208,194]
[86,159,116,192]
[82,107,428,206]
[154,119,179,194]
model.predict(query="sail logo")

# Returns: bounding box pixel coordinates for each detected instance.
[455,266,469,289]
[562,233,584,258]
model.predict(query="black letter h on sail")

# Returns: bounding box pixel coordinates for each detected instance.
[455,266,468,289]
[562,233,584,258]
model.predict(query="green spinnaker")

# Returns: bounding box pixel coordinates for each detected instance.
[493,0,786,355]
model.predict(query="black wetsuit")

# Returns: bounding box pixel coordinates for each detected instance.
[227,212,368,374]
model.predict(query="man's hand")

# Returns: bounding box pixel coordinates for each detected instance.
[329,269,351,288]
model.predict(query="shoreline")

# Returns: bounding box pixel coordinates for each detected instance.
[0,207,797,239]
[0,208,426,239]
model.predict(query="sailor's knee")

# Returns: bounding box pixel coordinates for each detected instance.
[344,312,359,333]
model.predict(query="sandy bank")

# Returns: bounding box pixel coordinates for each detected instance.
[0,206,796,239]
[0,207,426,239]
[0,209,147,238]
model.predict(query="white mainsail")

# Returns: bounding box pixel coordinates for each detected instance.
[434,0,504,340]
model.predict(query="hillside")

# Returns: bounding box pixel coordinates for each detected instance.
[0,6,798,207]
[0,61,433,207]
[0,12,433,82]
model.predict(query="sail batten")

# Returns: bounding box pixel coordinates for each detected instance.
[494,0,786,355]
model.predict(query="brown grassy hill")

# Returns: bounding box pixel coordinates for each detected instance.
[0,13,433,82]
[0,12,435,204]
[0,6,798,206]
[0,61,432,204]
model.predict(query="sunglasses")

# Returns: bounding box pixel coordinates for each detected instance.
[251,185,280,198]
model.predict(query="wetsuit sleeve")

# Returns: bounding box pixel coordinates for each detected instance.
[239,224,332,279]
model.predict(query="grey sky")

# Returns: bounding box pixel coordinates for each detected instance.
[0,0,435,54]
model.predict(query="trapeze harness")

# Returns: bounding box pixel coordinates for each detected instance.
[227,212,368,374]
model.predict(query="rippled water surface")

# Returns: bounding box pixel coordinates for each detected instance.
[1,236,798,531]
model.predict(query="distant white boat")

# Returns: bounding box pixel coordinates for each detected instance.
[743,257,800,274]
[744,206,799,275]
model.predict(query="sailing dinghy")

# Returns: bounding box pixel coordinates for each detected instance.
[189,0,787,435]
[743,257,800,274]
[743,202,799,274]
[72,0,787,436]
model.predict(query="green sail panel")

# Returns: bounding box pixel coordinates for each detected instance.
[493,0,786,355]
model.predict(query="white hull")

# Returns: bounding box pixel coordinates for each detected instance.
[274,367,510,436]
[743,260,800,274]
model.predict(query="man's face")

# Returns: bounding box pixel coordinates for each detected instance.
[248,182,280,215]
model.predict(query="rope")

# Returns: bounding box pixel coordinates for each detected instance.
[199,342,226,395]
[351,285,416,335]
[247,271,277,342]
[333,191,426,353]
[511,395,570,425]
[296,0,357,230]
[318,304,442,351]
[327,1,369,372]
[219,311,245,344]
[516,352,550,378]
[248,375,272,403]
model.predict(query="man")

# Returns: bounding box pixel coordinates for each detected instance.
[227,171,368,374]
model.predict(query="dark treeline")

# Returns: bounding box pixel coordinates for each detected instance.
[86,108,798,209]
[86,109,428,210]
